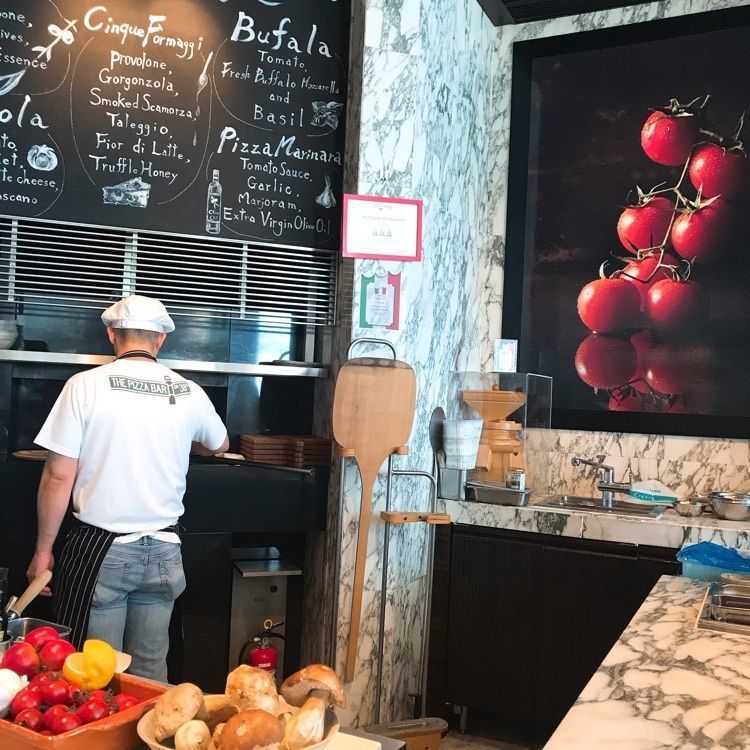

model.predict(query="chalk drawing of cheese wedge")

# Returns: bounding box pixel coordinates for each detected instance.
[102,177,151,208]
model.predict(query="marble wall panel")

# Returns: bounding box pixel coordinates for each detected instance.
[332,0,502,726]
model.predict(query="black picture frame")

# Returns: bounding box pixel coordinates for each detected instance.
[503,5,750,439]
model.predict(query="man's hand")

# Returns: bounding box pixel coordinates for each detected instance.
[190,435,230,456]
[27,552,54,596]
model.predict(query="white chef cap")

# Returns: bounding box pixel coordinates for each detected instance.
[101,295,175,333]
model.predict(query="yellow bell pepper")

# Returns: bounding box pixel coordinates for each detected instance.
[62,639,117,691]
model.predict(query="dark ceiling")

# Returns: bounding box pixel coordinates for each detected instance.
[477,0,660,25]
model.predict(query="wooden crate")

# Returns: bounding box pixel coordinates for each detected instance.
[0,673,167,750]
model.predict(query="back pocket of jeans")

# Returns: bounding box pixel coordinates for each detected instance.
[159,559,186,601]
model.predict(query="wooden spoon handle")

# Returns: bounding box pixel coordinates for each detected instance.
[345,465,378,684]
[10,570,52,617]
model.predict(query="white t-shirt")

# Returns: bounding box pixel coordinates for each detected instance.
[35,359,227,536]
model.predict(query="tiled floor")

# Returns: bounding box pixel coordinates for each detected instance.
[441,732,532,749]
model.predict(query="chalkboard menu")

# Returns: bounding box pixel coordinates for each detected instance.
[0,0,349,249]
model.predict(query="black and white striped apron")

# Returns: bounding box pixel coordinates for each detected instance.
[53,520,180,649]
[52,521,118,649]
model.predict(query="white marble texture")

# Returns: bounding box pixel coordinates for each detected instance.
[332,0,502,727]
[544,576,750,749]
[525,428,750,501]
[442,498,750,550]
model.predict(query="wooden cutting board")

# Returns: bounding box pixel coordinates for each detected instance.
[332,357,416,683]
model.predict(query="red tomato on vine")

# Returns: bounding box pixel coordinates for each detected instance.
[670,198,734,263]
[577,278,641,334]
[641,110,698,166]
[646,279,705,333]
[621,252,680,311]
[689,143,748,199]
[616,196,674,253]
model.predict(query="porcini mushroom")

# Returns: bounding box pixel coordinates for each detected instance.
[225,665,279,715]
[217,709,283,750]
[153,682,206,741]
[280,665,345,750]
[280,664,345,709]
[174,719,212,750]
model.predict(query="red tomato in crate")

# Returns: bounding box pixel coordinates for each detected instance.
[577,278,641,334]
[2,642,41,678]
[48,711,83,735]
[66,680,86,707]
[23,626,60,652]
[641,110,698,166]
[689,143,748,199]
[39,639,77,672]
[40,678,72,706]
[43,703,72,731]
[76,697,111,724]
[10,687,42,716]
[29,672,59,690]
[13,707,45,731]
[574,334,638,390]
[113,692,140,711]
[616,196,674,253]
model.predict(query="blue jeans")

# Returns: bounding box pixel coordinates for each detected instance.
[87,538,185,682]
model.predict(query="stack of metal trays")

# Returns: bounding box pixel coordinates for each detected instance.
[465,480,533,507]
[697,581,750,635]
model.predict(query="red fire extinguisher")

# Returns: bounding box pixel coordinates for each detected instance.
[238,619,285,678]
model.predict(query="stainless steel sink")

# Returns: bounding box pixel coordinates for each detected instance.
[533,495,664,518]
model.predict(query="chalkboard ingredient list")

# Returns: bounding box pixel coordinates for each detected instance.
[0,0,349,249]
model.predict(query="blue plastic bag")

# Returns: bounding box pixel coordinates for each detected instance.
[678,541,750,574]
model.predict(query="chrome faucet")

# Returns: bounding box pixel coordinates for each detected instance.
[571,455,630,508]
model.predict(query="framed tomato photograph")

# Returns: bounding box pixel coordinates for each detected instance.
[502,5,750,438]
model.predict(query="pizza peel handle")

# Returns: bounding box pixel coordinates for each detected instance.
[332,357,416,683]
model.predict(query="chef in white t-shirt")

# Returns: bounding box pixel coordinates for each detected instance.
[26,295,229,681]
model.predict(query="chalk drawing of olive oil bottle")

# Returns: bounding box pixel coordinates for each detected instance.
[206,169,222,234]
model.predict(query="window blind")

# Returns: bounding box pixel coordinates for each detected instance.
[0,215,337,326]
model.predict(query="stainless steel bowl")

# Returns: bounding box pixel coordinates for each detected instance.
[672,498,706,517]
[709,492,750,521]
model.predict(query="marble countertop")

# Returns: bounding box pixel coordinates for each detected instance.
[543,575,750,749]
[440,497,750,549]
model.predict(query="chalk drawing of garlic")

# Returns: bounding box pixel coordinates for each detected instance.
[27,145,58,171]
[315,176,336,209]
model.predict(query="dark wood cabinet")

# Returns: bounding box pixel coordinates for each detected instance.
[432,524,679,738]
[446,527,539,722]
[535,538,643,729]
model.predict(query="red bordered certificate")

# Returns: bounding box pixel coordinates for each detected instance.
[341,194,423,261]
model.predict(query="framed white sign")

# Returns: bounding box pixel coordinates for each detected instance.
[341,194,423,261]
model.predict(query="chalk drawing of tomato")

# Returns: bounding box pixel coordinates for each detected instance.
[27,144,58,171]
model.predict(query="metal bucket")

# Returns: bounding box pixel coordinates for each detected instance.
[0,618,72,654]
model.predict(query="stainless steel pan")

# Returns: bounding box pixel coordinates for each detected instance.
[0,570,71,653]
